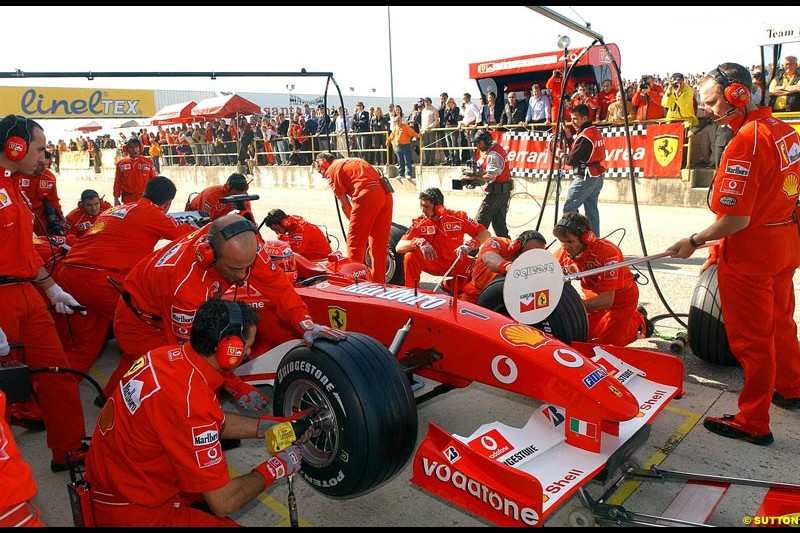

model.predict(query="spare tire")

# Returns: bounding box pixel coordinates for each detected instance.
[688,264,738,366]
[476,276,588,344]
[272,332,418,498]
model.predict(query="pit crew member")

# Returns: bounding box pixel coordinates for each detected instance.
[395,187,490,289]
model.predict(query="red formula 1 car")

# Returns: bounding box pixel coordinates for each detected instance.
[218,208,685,527]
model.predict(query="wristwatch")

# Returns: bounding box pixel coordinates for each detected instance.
[689,233,704,247]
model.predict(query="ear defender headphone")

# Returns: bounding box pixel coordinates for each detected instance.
[556,217,596,246]
[711,65,750,108]
[423,188,446,217]
[264,209,290,229]
[215,300,245,371]
[3,115,31,162]
[195,219,258,269]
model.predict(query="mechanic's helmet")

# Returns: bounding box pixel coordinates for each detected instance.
[264,240,297,283]
[471,129,493,146]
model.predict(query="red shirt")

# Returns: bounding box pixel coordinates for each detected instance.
[711,106,800,269]
[113,155,157,199]
[14,168,62,229]
[324,157,384,199]
[64,199,112,239]
[186,184,251,220]
[555,238,633,295]
[0,168,43,278]
[85,345,228,506]
[63,198,193,274]
[0,391,38,510]
[404,208,486,263]
[472,237,514,292]
[119,228,311,345]
[279,214,332,260]
[597,87,618,121]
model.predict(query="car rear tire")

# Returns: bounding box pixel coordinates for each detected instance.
[688,264,738,367]
[363,222,408,286]
[386,222,408,285]
[475,276,589,344]
[272,332,418,498]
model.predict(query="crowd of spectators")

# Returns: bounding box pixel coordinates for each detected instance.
[50,64,777,172]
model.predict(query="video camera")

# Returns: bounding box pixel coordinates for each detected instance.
[639,76,650,90]
[452,161,483,190]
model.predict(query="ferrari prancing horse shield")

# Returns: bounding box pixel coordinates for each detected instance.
[653,134,679,167]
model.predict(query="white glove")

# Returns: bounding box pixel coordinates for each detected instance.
[413,238,437,261]
[300,320,347,348]
[456,244,472,256]
[0,327,9,356]
[45,284,87,315]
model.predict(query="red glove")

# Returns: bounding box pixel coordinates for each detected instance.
[252,443,303,489]
[222,374,268,411]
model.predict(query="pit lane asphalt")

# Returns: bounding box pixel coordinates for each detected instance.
[14,176,800,527]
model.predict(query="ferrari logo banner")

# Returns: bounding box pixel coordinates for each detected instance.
[497,122,685,179]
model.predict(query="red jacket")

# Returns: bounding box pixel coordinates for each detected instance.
[187,184,251,220]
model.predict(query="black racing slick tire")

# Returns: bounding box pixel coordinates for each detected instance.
[272,332,418,498]
[688,264,738,367]
[364,222,408,286]
[476,276,589,344]
[386,222,408,285]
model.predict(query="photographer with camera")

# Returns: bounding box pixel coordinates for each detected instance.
[546,67,576,130]
[661,72,698,128]
[459,129,513,239]
[631,75,665,121]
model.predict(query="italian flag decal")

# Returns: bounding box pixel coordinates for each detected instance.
[569,417,597,438]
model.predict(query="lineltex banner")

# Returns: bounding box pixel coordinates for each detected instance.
[494,122,685,179]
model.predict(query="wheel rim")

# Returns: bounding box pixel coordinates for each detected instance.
[280,378,340,468]
[384,250,397,282]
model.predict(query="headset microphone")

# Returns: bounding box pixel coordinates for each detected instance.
[712,106,736,122]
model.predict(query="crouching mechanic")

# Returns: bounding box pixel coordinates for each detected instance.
[186,172,251,220]
[108,213,346,409]
[265,208,332,261]
[64,189,111,239]
[85,298,304,527]
[460,230,547,303]
[553,212,649,346]
[395,187,491,289]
